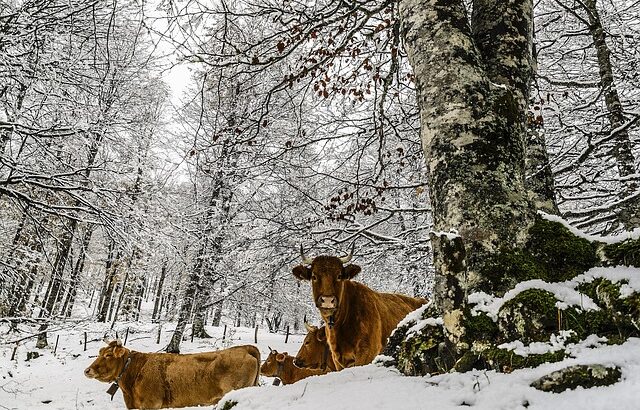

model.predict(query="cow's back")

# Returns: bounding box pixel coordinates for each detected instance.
[126,345,259,409]
[375,292,427,347]
[328,282,425,368]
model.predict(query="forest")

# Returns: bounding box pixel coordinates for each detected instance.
[1,0,639,408]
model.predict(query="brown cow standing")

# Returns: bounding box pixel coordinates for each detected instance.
[260,349,326,385]
[292,246,427,370]
[294,322,336,371]
[85,340,260,409]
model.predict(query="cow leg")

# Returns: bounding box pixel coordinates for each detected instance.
[331,350,356,370]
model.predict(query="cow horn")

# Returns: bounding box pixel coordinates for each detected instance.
[339,243,355,264]
[268,346,274,353]
[304,320,314,332]
[300,245,313,266]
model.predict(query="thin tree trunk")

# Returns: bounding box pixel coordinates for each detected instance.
[110,271,129,329]
[152,260,167,322]
[40,220,76,319]
[582,0,639,231]
[62,225,94,317]
[97,241,119,322]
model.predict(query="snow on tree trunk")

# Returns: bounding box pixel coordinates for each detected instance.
[398,0,535,356]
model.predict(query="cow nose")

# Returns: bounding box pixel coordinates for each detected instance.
[84,368,93,377]
[294,358,304,367]
[317,295,337,309]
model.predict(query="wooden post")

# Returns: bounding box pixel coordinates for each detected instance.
[53,335,60,355]
[84,332,87,351]
[124,328,130,345]
[222,324,227,342]
[254,325,258,343]
[156,324,162,344]
[191,326,195,343]
[284,325,290,343]
[11,344,18,361]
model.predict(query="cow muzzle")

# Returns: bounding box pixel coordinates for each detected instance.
[84,367,96,378]
[317,295,337,309]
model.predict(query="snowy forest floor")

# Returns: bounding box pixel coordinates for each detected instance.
[1,319,639,410]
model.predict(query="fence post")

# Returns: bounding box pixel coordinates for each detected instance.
[11,344,18,361]
[156,324,162,344]
[254,326,259,343]
[124,328,130,345]
[53,335,60,355]
[284,325,290,343]
[84,332,87,351]
[222,324,227,342]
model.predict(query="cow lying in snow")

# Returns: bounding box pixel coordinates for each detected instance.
[293,245,428,370]
[260,349,327,385]
[85,340,260,409]
[294,322,336,372]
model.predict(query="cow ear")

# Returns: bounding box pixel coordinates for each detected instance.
[276,353,286,362]
[342,264,361,279]
[316,330,326,342]
[292,265,312,281]
[113,345,127,358]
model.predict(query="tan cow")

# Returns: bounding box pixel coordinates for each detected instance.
[294,322,336,371]
[292,245,427,370]
[260,349,326,385]
[85,340,260,409]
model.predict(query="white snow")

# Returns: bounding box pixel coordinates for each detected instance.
[3,266,640,410]
[2,319,640,410]
[538,211,640,244]
[469,266,640,320]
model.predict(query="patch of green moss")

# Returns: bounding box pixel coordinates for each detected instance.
[567,279,640,340]
[604,238,640,266]
[498,289,559,343]
[463,311,499,342]
[527,218,599,280]
[396,326,444,376]
[479,217,599,295]
[482,251,548,295]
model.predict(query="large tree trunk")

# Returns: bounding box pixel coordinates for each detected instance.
[399,0,535,361]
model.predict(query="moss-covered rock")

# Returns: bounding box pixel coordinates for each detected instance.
[383,304,449,376]
[497,289,559,344]
[604,238,640,266]
[456,347,566,373]
[387,214,640,377]
[530,364,622,393]
[573,279,640,340]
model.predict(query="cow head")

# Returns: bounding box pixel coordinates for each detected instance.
[84,340,129,383]
[260,347,289,377]
[292,244,361,317]
[294,322,329,369]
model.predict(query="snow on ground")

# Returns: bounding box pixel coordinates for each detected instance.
[2,319,640,410]
[538,211,640,243]
[0,321,304,410]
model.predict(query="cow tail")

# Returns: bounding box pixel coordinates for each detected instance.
[248,346,261,386]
